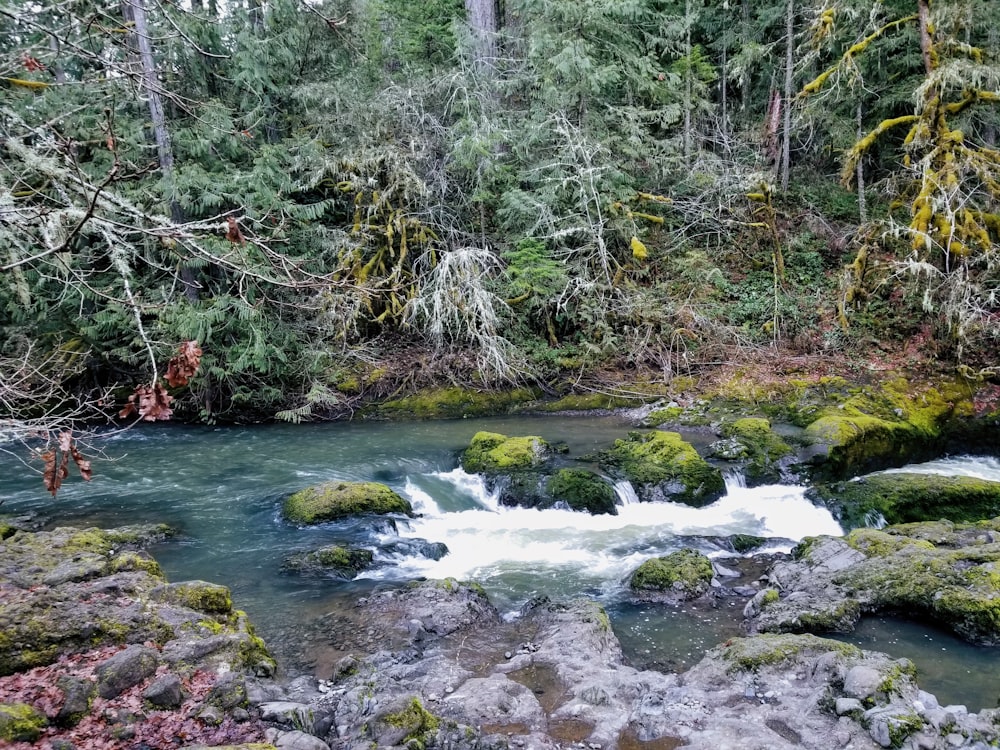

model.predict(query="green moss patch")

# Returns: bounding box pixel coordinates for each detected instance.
[374,386,537,420]
[0,702,47,742]
[600,431,724,506]
[282,545,375,578]
[629,548,714,599]
[811,473,1000,530]
[461,431,550,473]
[720,633,861,673]
[546,469,617,515]
[283,481,412,525]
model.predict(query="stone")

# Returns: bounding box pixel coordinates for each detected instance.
[835,697,863,716]
[843,665,883,700]
[143,673,184,709]
[0,702,47,742]
[283,481,412,524]
[206,672,247,710]
[96,645,159,699]
[275,730,332,750]
[56,675,96,726]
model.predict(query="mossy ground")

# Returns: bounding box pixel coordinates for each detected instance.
[282,481,412,524]
[720,633,861,673]
[373,386,538,420]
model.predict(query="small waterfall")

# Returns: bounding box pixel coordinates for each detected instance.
[614,480,640,506]
[431,468,499,511]
[403,478,440,515]
[723,470,747,491]
[863,508,888,529]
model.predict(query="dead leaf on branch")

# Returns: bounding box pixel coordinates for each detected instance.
[164,340,202,388]
[41,431,92,497]
[119,383,174,421]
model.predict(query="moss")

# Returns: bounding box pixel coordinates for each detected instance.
[285,545,375,577]
[0,702,47,742]
[461,431,550,474]
[374,387,537,420]
[233,611,277,677]
[109,550,164,577]
[153,581,233,614]
[761,588,780,605]
[846,528,936,557]
[876,660,918,699]
[600,431,725,506]
[283,481,412,524]
[533,392,639,412]
[643,406,683,427]
[730,534,768,553]
[384,698,439,748]
[629,548,714,597]
[721,633,861,673]
[0,523,15,541]
[814,473,1000,530]
[546,469,617,515]
[885,713,924,748]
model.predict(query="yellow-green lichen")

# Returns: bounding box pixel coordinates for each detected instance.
[720,633,861,673]
[0,702,47,742]
[384,698,439,749]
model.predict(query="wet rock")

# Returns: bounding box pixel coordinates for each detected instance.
[629,548,714,603]
[143,673,184,709]
[207,672,248,710]
[282,545,375,578]
[597,430,725,506]
[96,645,159,699]
[282,481,412,524]
[273,729,332,749]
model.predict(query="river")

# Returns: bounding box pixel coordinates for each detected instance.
[1,418,998,709]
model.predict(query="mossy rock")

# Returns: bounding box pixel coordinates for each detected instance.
[375,697,440,748]
[461,431,550,474]
[711,417,794,483]
[283,481,412,525]
[0,702,47,742]
[150,581,233,614]
[546,469,617,515]
[282,545,375,578]
[718,633,862,673]
[729,534,768,553]
[373,386,538,420]
[599,431,725,506]
[810,473,1000,530]
[629,548,714,600]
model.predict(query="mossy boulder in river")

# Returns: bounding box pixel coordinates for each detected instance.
[709,417,794,484]
[629,548,714,602]
[746,517,1000,645]
[599,430,725,506]
[282,544,375,578]
[809,472,1000,530]
[282,481,412,525]
[546,469,617,515]
[461,431,551,474]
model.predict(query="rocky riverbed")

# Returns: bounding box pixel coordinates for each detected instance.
[4,521,1000,750]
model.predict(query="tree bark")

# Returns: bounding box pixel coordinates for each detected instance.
[917,0,933,74]
[780,0,794,191]
[125,0,199,302]
[465,0,498,72]
[856,101,867,223]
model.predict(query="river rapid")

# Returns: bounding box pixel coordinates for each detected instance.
[1,417,999,709]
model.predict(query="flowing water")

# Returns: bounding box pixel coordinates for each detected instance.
[1,421,998,707]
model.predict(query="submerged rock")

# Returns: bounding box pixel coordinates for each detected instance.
[282,545,375,578]
[282,481,412,525]
[746,519,1000,644]
[598,430,725,506]
[809,472,1000,529]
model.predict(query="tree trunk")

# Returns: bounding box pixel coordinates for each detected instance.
[683,0,692,159]
[465,0,498,72]
[780,0,794,191]
[126,0,199,302]
[917,0,933,74]
[856,101,867,223]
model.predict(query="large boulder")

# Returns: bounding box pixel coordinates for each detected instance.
[598,430,725,506]
[746,518,1000,645]
[708,417,794,484]
[282,481,412,525]
[809,472,1000,529]
[460,431,551,474]
[546,468,618,515]
[628,548,714,602]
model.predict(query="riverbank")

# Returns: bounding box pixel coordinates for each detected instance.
[4,522,1000,749]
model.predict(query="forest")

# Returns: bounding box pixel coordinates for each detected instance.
[2,0,999,434]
